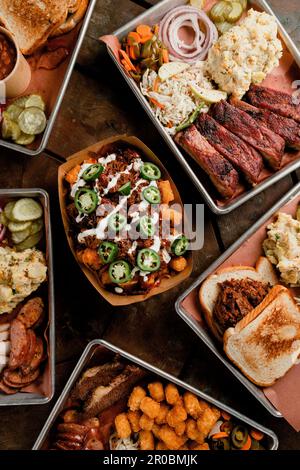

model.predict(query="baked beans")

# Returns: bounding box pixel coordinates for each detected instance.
[0,33,17,80]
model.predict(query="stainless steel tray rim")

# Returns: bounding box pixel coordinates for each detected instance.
[33,339,278,450]
[175,182,300,418]
[107,0,300,215]
[0,188,55,406]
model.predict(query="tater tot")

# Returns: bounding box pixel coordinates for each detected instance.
[165,384,180,405]
[197,407,221,437]
[191,443,210,450]
[139,413,154,431]
[148,382,165,402]
[186,418,205,443]
[183,392,203,419]
[127,410,141,433]
[140,397,160,419]
[155,403,169,425]
[179,445,189,450]
[166,404,187,428]
[139,430,154,450]
[152,424,161,440]
[158,425,186,450]
[156,441,168,450]
[115,413,131,439]
[169,257,187,273]
[128,386,146,411]
[175,421,186,437]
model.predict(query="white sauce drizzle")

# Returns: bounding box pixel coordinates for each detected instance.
[114,287,124,294]
[98,153,117,165]
[70,163,93,198]
[101,163,133,196]
[150,235,161,253]
[128,241,138,255]
[162,248,171,264]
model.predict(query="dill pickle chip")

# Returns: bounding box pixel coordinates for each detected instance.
[227,1,243,22]
[2,116,21,141]
[4,202,16,221]
[13,95,29,108]
[12,198,43,222]
[11,228,31,244]
[210,1,232,22]
[0,212,8,226]
[18,107,47,135]
[5,104,23,122]
[15,231,43,251]
[15,132,35,146]
[25,95,46,111]
[8,220,32,233]
[30,218,43,235]
[237,0,247,10]
[216,21,233,34]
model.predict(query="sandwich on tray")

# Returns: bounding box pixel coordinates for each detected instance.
[0,0,89,55]
[199,255,300,387]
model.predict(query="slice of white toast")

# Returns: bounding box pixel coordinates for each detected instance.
[199,257,278,342]
[224,285,300,387]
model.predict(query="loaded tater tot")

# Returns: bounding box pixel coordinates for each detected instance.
[128,386,146,411]
[190,443,210,450]
[155,403,169,425]
[183,392,203,419]
[156,441,168,450]
[148,382,165,402]
[165,383,180,405]
[186,419,205,443]
[140,397,160,419]
[139,430,155,450]
[158,425,186,450]
[127,410,141,433]
[166,404,187,428]
[115,413,131,439]
[151,424,161,440]
[197,407,221,437]
[139,414,154,431]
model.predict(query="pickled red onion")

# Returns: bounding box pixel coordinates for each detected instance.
[159,6,218,63]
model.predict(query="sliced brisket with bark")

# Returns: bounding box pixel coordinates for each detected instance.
[196,113,263,184]
[211,100,285,170]
[230,97,300,150]
[247,84,300,123]
[175,124,239,198]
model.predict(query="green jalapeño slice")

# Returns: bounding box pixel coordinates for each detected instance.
[98,241,118,264]
[140,162,161,181]
[75,189,98,214]
[109,260,132,284]
[137,248,161,272]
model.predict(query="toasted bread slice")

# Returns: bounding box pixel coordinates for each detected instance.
[224,286,300,387]
[199,257,278,342]
[0,0,69,55]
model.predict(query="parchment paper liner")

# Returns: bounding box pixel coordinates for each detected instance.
[181,193,300,430]
[58,135,193,306]
[100,0,300,207]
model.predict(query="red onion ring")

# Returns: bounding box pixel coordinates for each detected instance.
[0,204,6,243]
[159,6,218,63]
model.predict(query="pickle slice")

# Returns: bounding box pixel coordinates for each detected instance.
[12,228,31,244]
[15,231,43,251]
[216,21,233,34]
[189,0,205,8]
[18,107,47,135]
[227,1,243,22]
[13,96,29,108]
[210,1,231,22]
[190,85,228,103]
[15,132,35,146]
[5,104,23,122]
[8,220,32,233]
[24,95,46,111]
[30,218,43,235]
[237,0,247,10]
[0,212,8,226]
[12,198,43,222]
[4,202,16,221]
[2,116,21,141]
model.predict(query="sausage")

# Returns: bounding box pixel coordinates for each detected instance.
[55,440,82,451]
[0,304,21,325]
[3,368,40,387]
[9,320,29,369]
[84,438,104,450]
[0,379,18,395]
[17,298,44,329]
[57,423,88,436]
[22,337,44,375]
[57,433,84,444]
[21,329,37,369]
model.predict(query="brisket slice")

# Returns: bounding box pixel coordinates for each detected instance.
[175,124,239,198]
[71,360,125,401]
[196,113,263,184]
[230,97,300,150]
[83,365,147,419]
[247,84,300,123]
[211,100,285,170]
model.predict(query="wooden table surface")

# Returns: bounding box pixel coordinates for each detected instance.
[1,0,300,451]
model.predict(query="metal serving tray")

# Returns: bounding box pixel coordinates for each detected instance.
[176,182,300,418]
[33,339,278,450]
[0,189,55,405]
[0,0,96,157]
[106,0,300,215]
